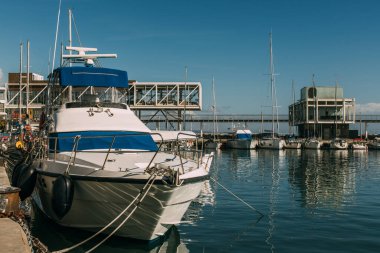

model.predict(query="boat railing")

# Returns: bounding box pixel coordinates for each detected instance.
[175,132,201,173]
[36,132,204,174]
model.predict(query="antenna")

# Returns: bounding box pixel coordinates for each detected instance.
[62,46,117,67]
[66,46,98,54]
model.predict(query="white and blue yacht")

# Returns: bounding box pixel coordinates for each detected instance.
[30,46,214,241]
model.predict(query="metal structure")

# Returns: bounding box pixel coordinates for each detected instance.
[5,73,202,131]
[139,113,380,123]
[128,81,201,111]
[0,87,7,119]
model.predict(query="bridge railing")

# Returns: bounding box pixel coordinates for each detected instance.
[139,114,380,123]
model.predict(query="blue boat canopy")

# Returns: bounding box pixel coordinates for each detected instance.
[57,67,128,88]
[49,131,158,152]
[236,133,252,140]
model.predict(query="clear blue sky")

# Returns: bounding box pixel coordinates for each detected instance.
[1,0,380,114]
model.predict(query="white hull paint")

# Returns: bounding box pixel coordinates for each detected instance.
[330,139,348,150]
[34,152,213,241]
[258,138,285,150]
[34,173,204,240]
[351,143,367,150]
[367,139,380,150]
[303,139,321,149]
[284,141,302,149]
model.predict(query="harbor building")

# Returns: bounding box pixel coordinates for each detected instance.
[7,72,46,125]
[0,87,7,131]
[288,86,355,139]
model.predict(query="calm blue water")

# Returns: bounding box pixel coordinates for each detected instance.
[30,149,380,252]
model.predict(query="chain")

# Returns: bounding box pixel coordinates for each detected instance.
[145,165,173,177]
[1,211,50,253]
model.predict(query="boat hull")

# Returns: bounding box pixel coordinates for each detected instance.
[33,170,206,241]
[351,143,367,150]
[204,141,222,150]
[303,140,321,149]
[329,139,348,150]
[258,138,285,150]
[284,142,302,149]
[367,143,380,150]
[330,143,348,150]
[225,139,252,149]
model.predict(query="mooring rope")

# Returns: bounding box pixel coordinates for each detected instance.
[85,174,158,253]
[210,176,264,217]
[52,173,157,253]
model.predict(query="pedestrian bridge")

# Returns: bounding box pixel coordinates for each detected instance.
[139,113,380,124]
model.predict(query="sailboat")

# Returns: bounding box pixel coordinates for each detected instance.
[329,83,348,150]
[204,77,222,149]
[303,75,321,149]
[257,33,285,150]
[285,81,302,149]
[350,112,367,150]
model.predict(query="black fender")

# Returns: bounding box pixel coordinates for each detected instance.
[16,163,37,201]
[11,161,28,187]
[52,174,74,219]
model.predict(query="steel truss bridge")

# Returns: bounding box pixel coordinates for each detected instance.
[139,113,380,124]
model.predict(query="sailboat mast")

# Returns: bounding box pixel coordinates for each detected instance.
[334,82,338,138]
[19,42,23,125]
[183,66,188,131]
[312,74,317,138]
[212,76,217,141]
[52,0,62,73]
[291,80,295,135]
[269,33,275,138]
[68,8,73,102]
[26,40,30,117]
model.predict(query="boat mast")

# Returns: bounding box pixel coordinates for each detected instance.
[269,32,280,138]
[19,42,23,125]
[183,66,188,131]
[269,32,274,138]
[334,82,338,138]
[68,8,73,102]
[26,40,30,118]
[291,80,295,136]
[52,0,62,73]
[212,76,217,141]
[312,74,317,138]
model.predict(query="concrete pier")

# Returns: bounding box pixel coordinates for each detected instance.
[0,165,32,253]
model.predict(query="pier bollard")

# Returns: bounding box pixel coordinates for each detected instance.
[0,186,21,215]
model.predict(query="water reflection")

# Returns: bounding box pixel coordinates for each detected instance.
[265,152,280,253]
[288,150,360,210]
[182,180,215,224]
[220,149,254,180]
[30,202,188,253]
